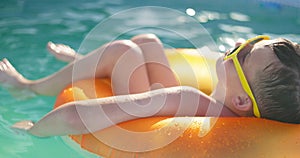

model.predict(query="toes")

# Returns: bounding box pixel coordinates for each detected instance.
[48,41,54,46]
[0,60,4,71]
[2,58,13,69]
[47,42,65,53]
[1,58,15,73]
[0,59,9,71]
[0,60,7,82]
[47,41,56,52]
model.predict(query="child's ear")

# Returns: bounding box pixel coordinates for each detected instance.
[231,95,252,112]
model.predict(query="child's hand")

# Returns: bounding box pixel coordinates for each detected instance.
[11,120,34,135]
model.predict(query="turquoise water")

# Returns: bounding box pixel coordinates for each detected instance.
[0,0,300,157]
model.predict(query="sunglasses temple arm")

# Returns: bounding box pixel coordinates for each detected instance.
[232,58,261,117]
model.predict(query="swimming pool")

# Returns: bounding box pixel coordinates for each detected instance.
[0,0,299,157]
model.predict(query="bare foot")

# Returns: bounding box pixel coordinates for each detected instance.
[0,58,27,87]
[47,42,82,62]
[0,58,35,99]
[12,120,34,132]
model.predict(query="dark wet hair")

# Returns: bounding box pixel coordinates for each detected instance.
[252,38,300,123]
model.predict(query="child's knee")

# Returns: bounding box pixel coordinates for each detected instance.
[108,40,141,53]
[131,34,162,45]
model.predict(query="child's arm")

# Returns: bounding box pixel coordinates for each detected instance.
[12,86,235,137]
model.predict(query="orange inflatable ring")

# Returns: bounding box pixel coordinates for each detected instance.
[53,49,300,158]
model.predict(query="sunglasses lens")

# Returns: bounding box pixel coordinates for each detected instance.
[227,46,240,56]
[249,37,264,45]
[225,37,265,57]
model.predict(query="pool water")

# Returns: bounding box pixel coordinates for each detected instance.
[0,0,299,157]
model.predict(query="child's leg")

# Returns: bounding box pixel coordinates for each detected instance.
[131,34,179,89]
[47,34,179,90]
[0,40,150,96]
[46,34,178,92]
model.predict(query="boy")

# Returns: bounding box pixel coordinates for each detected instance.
[2,34,300,137]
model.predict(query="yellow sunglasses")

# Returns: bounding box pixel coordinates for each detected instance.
[223,35,270,118]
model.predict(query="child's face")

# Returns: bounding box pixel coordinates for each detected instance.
[215,39,279,116]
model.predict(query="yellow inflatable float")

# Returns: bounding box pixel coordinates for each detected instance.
[54,49,300,158]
